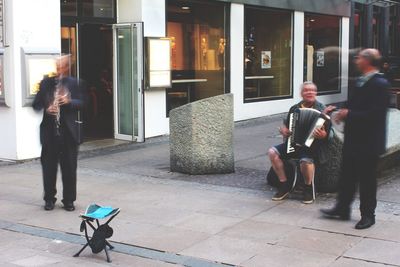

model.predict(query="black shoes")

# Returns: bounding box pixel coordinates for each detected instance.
[44,201,55,211]
[272,181,291,201]
[302,184,314,204]
[63,202,75,211]
[44,200,75,211]
[320,207,351,221]
[355,216,375,230]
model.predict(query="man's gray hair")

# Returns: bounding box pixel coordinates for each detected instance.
[300,81,317,91]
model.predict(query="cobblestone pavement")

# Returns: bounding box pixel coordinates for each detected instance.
[1,115,400,267]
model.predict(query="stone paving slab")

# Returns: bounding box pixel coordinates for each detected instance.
[276,228,362,256]
[328,257,393,267]
[180,235,268,265]
[218,220,299,245]
[240,245,338,267]
[0,229,182,267]
[344,238,400,266]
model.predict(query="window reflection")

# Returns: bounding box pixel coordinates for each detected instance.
[61,26,77,77]
[60,0,77,16]
[82,0,114,18]
[304,14,341,93]
[244,7,292,102]
[166,0,228,115]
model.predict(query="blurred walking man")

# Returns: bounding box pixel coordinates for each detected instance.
[321,49,389,229]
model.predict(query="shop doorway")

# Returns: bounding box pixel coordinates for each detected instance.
[61,24,114,140]
[79,24,114,140]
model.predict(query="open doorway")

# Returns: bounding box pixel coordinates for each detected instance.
[79,24,114,140]
[61,23,114,140]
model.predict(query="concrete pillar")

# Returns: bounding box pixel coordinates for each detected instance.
[0,0,60,160]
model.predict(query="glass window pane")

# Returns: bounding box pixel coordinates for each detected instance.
[304,14,341,93]
[116,28,133,135]
[61,26,77,77]
[82,0,115,18]
[244,7,292,101]
[166,0,228,115]
[61,0,77,16]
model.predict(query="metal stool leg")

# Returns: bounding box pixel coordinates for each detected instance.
[311,169,316,201]
[105,240,114,250]
[74,243,89,257]
[291,161,298,191]
[104,246,112,263]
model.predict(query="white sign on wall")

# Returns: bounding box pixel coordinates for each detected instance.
[148,38,171,88]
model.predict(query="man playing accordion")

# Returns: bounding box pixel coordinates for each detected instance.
[268,81,332,204]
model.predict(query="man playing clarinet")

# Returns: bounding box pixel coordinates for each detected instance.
[268,81,331,204]
[33,54,85,211]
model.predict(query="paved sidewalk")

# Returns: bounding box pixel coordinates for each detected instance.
[1,116,400,267]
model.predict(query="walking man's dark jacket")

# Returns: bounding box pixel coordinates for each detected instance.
[344,73,389,157]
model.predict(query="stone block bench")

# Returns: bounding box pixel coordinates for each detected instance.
[169,94,234,175]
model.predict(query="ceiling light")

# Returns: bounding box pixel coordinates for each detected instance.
[181,6,190,10]
[310,19,315,22]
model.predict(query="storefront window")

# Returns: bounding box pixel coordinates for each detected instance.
[82,0,115,18]
[61,0,77,16]
[373,6,381,50]
[61,26,77,77]
[389,6,399,56]
[304,14,341,93]
[244,7,292,102]
[166,0,229,115]
[354,4,363,49]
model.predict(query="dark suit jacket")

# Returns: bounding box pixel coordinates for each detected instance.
[344,73,389,157]
[33,76,85,145]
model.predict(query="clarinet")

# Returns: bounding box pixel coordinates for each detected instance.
[53,80,69,136]
[53,84,61,136]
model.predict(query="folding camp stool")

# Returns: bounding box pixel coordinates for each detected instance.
[288,159,316,201]
[74,204,120,263]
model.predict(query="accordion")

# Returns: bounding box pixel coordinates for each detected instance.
[286,108,330,153]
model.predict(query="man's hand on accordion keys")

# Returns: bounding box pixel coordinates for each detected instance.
[313,126,327,139]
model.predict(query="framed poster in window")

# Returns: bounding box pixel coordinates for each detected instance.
[22,49,59,106]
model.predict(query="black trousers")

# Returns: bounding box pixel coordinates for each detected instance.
[336,151,378,217]
[40,127,78,204]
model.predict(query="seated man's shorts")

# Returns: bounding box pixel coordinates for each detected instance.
[271,143,314,164]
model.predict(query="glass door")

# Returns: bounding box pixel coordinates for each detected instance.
[113,23,144,142]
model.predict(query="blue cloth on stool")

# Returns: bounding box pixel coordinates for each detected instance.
[82,204,118,219]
